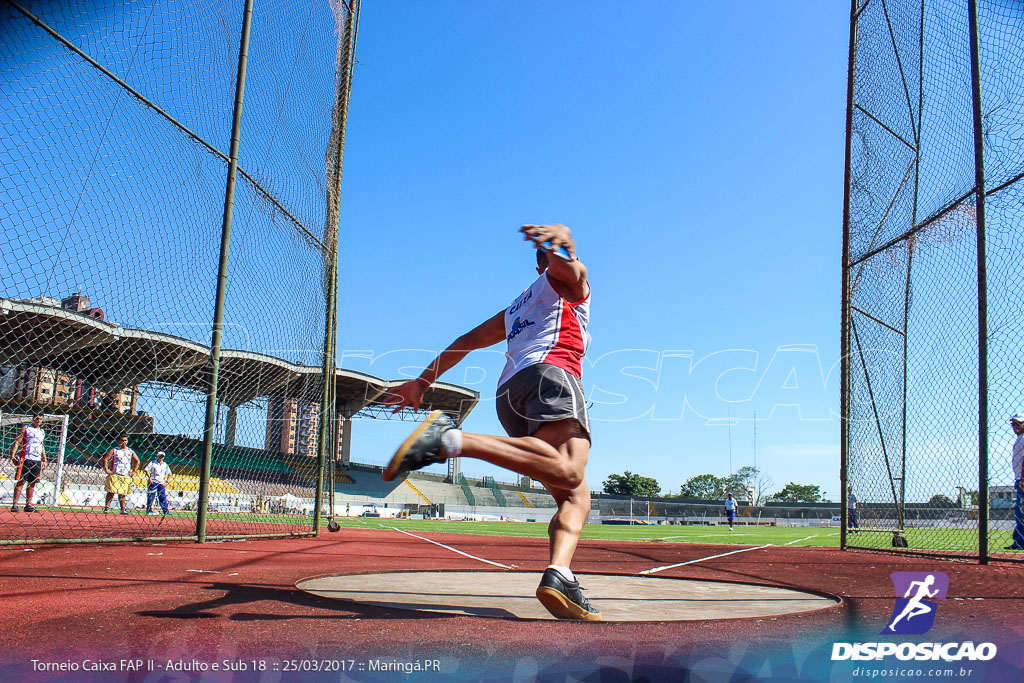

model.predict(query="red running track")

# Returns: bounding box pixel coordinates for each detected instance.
[2,526,1024,681]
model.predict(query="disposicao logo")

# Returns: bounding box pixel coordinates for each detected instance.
[884,571,948,635]
[831,571,997,662]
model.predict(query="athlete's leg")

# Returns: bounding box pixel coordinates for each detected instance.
[25,481,36,505]
[459,418,591,565]
[542,478,591,567]
[459,419,589,491]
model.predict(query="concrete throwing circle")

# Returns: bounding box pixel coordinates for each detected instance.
[296,571,840,622]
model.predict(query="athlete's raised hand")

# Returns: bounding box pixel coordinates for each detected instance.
[521,224,576,260]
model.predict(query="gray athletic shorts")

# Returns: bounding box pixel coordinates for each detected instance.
[495,363,591,439]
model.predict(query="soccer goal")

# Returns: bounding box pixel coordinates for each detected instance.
[0,412,69,506]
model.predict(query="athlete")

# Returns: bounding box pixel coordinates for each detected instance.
[724,493,737,530]
[9,412,47,513]
[103,434,140,514]
[382,224,600,621]
[887,574,939,632]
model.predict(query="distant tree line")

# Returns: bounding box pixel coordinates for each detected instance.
[601,465,824,504]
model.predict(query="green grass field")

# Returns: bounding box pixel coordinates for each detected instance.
[330,517,1024,555]
[39,506,1020,554]
[337,517,844,547]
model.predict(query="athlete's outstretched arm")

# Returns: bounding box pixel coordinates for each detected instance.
[384,309,506,412]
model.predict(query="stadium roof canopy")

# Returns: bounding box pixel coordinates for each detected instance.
[0,298,478,421]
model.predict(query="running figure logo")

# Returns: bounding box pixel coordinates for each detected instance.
[884,572,949,635]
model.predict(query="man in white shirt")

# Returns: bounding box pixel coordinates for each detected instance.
[1006,413,1024,551]
[145,451,172,516]
[103,434,139,514]
[724,493,737,530]
[9,412,47,513]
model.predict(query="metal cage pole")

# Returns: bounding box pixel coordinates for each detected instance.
[314,0,359,533]
[197,0,255,543]
[967,0,990,565]
[839,0,860,551]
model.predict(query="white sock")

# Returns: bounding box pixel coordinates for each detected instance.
[547,564,575,582]
[441,429,463,457]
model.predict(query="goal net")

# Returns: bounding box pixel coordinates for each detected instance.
[0,413,69,507]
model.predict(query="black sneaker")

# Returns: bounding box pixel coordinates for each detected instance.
[383,411,456,482]
[536,568,602,621]
[9,506,19,513]
[1004,545,1024,551]
[24,504,36,513]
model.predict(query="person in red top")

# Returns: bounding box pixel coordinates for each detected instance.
[383,224,599,621]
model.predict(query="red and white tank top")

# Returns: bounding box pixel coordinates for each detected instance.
[499,272,591,387]
[20,425,45,461]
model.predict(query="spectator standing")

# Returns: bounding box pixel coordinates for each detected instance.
[9,412,47,513]
[103,434,139,514]
[145,451,172,516]
[1005,413,1024,550]
[847,485,860,533]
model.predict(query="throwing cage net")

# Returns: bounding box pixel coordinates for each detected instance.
[0,0,359,543]
[842,0,1024,560]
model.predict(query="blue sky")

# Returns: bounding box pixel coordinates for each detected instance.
[335,0,852,499]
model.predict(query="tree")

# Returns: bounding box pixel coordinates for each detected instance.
[771,483,822,503]
[603,471,661,497]
[723,466,773,502]
[928,494,956,507]
[723,466,755,495]
[679,473,726,500]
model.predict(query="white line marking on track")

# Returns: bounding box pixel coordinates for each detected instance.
[652,533,755,540]
[381,525,518,570]
[784,536,815,545]
[695,533,754,537]
[639,544,773,575]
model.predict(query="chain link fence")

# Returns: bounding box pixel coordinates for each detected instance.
[842,0,1024,561]
[0,0,358,543]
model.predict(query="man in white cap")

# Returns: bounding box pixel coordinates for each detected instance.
[1006,413,1024,550]
[145,451,172,516]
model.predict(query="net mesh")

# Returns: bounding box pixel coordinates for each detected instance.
[0,0,353,542]
[844,0,1024,559]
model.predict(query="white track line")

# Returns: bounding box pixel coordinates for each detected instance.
[653,533,755,540]
[639,544,773,575]
[784,535,815,546]
[381,525,518,570]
